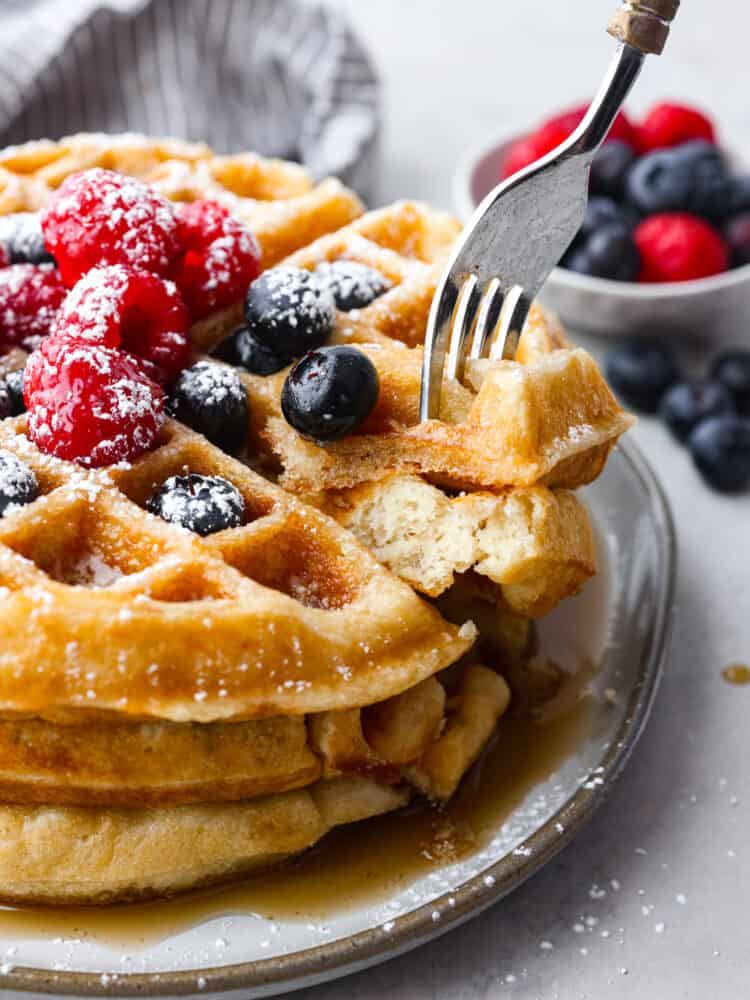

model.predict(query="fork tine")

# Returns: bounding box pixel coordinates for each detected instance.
[469,277,504,361]
[420,274,459,421]
[445,275,481,384]
[489,285,530,362]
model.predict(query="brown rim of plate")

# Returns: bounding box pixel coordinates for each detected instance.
[1,437,676,999]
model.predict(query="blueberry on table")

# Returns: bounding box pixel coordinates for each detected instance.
[314,261,392,311]
[213,324,294,376]
[147,474,245,536]
[710,350,750,415]
[605,339,680,413]
[244,267,336,358]
[659,379,735,442]
[589,140,636,200]
[4,368,26,415]
[626,148,692,215]
[0,449,38,516]
[723,213,750,267]
[688,416,750,493]
[281,346,380,443]
[0,212,55,266]
[167,361,249,454]
[585,224,641,281]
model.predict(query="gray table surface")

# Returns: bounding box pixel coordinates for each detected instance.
[296,2,750,997]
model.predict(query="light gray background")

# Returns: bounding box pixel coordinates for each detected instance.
[295,2,750,997]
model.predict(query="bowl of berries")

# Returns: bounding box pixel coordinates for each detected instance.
[455,101,750,339]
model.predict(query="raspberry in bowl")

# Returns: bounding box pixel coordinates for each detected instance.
[455,100,750,338]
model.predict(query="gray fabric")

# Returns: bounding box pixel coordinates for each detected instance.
[0,0,380,196]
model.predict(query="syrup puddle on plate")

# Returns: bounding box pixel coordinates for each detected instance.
[0,690,597,948]
[0,514,612,950]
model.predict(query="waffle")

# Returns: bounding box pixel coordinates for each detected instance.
[0,134,628,904]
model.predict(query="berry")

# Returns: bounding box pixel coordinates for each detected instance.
[0,213,55,266]
[580,197,639,240]
[213,324,294,376]
[584,224,640,281]
[314,261,392,311]
[589,141,636,200]
[626,148,693,215]
[55,265,190,380]
[710,350,750,415]
[688,416,750,493]
[170,200,261,320]
[167,361,249,454]
[41,168,180,287]
[559,245,593,275]
[244,267,335,358]
[637,102,716,153]
[147,474,245,536]
[281,346,379,443]
[605,339,680,413]
[0,450,38,516]
[24,338,165,468]
[0,384,10,420]
[723,213,750,267]
[501,105,634,180]
[634,213,729,283]
[4,368,25,415]
[672,141,731,219]
[0,264,66,349]
[0,245,7,268]
[501,132,554,179]
[659,379,735,441]
[727,175,750,216]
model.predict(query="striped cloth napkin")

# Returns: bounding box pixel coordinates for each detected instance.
[0,0,380,195]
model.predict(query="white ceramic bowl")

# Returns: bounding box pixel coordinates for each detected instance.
[454,132,750,340]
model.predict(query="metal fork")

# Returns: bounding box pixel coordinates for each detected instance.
[420,0,680,420]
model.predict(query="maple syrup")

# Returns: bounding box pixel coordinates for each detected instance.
[0,690,595,948]
[722,663,750,685]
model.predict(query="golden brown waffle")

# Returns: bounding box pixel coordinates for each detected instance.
[0,417,471,723]
[0,133,363,267]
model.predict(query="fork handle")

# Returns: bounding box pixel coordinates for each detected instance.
[608,0,680,55]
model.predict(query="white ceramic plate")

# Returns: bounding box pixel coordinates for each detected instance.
[0,439,675,1000]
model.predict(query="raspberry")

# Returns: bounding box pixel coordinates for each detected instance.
[501,103,635,179]
[0,264,66,349]
[634,213,729,283]
[55,265,191,380]
[637,102,716,153]
[170,200,261,320]
[0,244,8,268]
[41,168,181,287]
[24,337,165,468]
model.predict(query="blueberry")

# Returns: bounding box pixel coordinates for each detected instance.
[213,324,293,376]
[589,141,636,200]
[626,148,692,214]
[4,368,25,416]
[167,361,249,454]
[585,223,641,281]
[688,416,750,493]
[281,346,379,443]
[659,379,735,441]
[710,350,750,415]
[605,339,680,413]
[673,141,732,219]
[723,213,750,267]
[0,449,38,516]
[0,384,10,421]
[147,474,245,535]
[314,261,392,312]
[727,174,750,215]
[580,196,639,239]
[0,213,55,266]
[559,245,594,275]
[244,267,336,358]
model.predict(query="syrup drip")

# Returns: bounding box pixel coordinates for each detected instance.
[722,663,750,686]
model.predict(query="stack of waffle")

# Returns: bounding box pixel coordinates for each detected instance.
[0,135,632,904]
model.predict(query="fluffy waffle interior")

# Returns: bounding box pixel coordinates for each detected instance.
[0,135,627,904]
